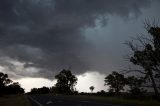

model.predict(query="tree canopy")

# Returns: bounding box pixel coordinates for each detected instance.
[29,86,50,94]
[126,24,160,99]
[55,69,77,94]
[104,71,126,95]
[0,72,24,95]
[127,76,146,95]
[89,86,95,92]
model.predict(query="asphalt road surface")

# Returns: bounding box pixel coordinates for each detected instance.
[28,94,124,106]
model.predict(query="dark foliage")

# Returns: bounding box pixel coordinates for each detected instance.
[96,90,107,96]
[104,71,126,95]
[127,76,147,96]
[89,86,95,92]
[29,86,50,94]
[127,25,160,99]
[55,69,77,94]
[0,72,24,95]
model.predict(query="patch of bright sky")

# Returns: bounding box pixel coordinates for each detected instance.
[13,77,56,92]
[76,71,108,93]
[14,71,108,93]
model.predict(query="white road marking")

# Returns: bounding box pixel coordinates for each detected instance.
[28,96,43,106]
[46,101,53,105]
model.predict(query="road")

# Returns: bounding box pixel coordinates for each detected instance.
[28,94,124,106]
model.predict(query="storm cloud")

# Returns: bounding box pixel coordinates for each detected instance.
[0,0,151,79]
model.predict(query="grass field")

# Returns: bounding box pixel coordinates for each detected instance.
[60,95,160,106]
[0,95,30,106]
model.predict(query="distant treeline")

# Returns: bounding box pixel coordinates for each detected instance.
[26,69,157,100]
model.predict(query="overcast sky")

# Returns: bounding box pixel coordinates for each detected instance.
[0,0,160,92]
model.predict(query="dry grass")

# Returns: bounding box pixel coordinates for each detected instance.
[60,95,160,106]
[0,95,31,106]
[90,96,160,106]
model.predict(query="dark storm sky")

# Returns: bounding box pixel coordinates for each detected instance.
[0,0,159,79]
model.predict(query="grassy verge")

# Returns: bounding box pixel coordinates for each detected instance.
[60,95,160,106]
[0,95,31,106]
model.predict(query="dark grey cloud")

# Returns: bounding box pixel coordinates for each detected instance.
[0,0,151,79]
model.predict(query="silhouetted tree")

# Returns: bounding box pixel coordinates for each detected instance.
[127,76,146,95]
[0,72,24,95]
[0,72,12,95]
[104,71,126,95]
[97,90,106,95]
[89,86,95,93]
[126,22,160,98]
[30,88,38,94]
[0,72,12,86]
[7,82,24,94]
[39,86,50,94]
[55,69,77,94]
[50,86,58,94]
[30,87,50,94]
